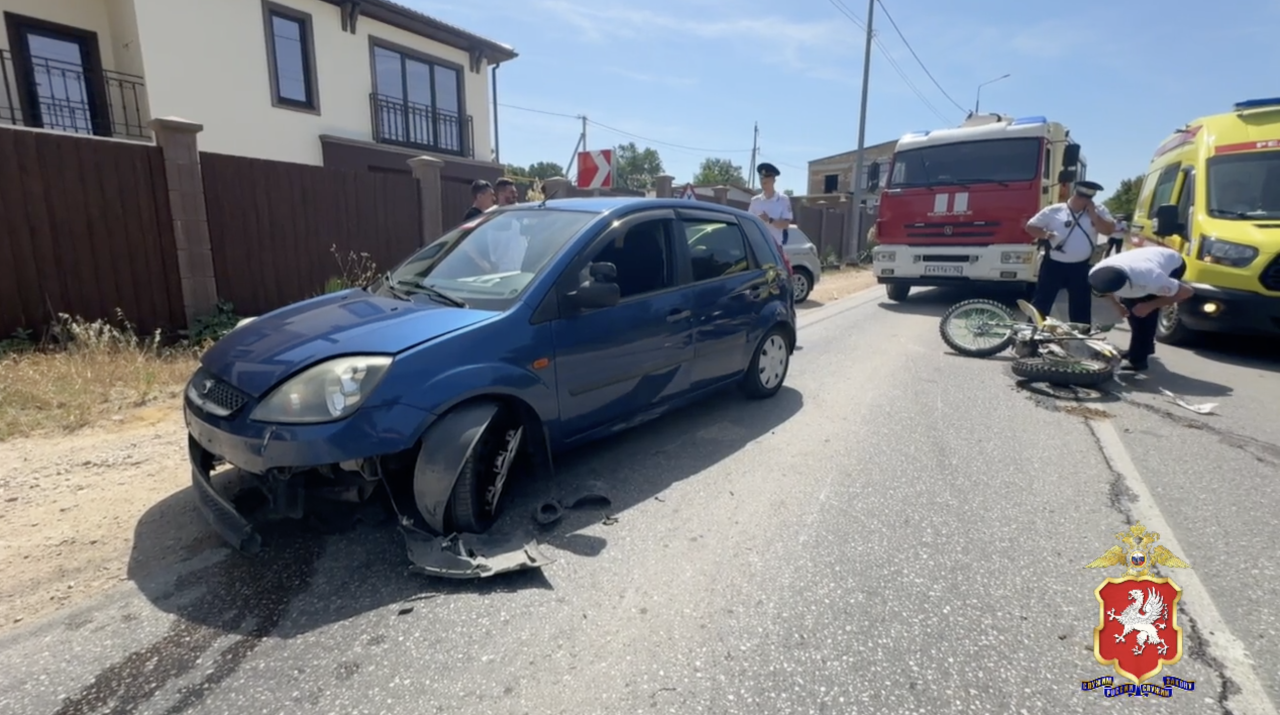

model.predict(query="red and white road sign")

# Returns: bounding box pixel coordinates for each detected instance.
[576,149,614,189]
[679,183,698,200]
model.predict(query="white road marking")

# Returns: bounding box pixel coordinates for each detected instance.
[1089,418,1278,715]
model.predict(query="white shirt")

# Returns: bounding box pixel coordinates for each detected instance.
[1110,220,1128,240]
[748,191,793,246]
[1089,246,1185,298]
[1026,202,1115,263]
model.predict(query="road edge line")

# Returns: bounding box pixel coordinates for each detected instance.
[1088,418,1278,715]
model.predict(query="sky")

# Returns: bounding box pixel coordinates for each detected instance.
[405,0,1280,198]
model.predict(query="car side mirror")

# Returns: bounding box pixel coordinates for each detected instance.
[1057,169,1077,184]
[1152,203,1182,238]
[866,162,881,193]
[567,277,620,311]
[588,261,617,282]
[1062,144,1081,168]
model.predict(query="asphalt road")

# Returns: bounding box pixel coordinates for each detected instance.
[2,284,1278,715]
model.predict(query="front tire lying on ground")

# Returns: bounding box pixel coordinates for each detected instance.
[1010,357,1115,388]
[741,326,791,399]
[939,298,1018,358]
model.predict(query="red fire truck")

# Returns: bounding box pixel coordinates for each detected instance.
[871,113,1087,301]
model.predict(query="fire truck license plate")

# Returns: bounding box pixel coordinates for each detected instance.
[923,264,963,276]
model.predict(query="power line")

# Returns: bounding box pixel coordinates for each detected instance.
[497,102,580,120]
[498,101,754,154]
[827,0,953,124]
[874,0,967,113]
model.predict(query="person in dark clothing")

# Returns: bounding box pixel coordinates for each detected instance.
[1024,180,1116,325]
[462,180,495,221]
[1088,246,1194,371]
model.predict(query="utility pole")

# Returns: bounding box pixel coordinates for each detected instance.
[845,0,875,262]
[565,115,587,184]
[748,122,759,189]
[581,115,588,151]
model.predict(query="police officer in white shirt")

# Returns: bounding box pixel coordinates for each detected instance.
[1024,180,1116,325]
[748,163,793,247]
[1104,214,1129,257]
[1088,246,1194,371]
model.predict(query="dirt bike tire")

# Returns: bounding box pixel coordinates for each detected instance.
[1010,357,1115,388]
[938,299,1018,358]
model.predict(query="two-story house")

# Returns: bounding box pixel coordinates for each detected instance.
[806,138,898,204]
[0,0,515,182]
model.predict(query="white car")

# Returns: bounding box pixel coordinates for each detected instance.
[782,225,822,302]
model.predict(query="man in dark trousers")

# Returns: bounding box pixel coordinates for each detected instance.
[462,180,494,221]
[1024,180,1116,325]
[1088,246,1195,371]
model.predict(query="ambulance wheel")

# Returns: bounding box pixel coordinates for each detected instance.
[1155,304,1199,346]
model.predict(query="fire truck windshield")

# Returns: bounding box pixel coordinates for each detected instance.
[889,137,1042,189]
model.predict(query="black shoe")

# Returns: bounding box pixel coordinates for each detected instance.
[1121,360,1148,372]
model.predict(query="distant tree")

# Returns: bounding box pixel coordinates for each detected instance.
[502,163,525,179]
[783,189,795,197]
[693,157,746,186]
[1103,175,1144,217]
[526,161,565,181]
[612,142,665,191]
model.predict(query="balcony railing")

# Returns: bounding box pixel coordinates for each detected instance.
[1,49,150,140]
[370,93,472,159]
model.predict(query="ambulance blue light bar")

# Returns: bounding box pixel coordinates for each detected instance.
[1010,116,1047,126]
[1234,97,1280,111]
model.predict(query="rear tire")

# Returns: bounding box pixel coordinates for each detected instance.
[741,326,791,399]
[1010,357,1115,388]
[885,283,910,302]
[445,408,525,533]
[939,299,1018,358]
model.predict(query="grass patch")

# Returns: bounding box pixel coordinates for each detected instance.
[0,311,202,442]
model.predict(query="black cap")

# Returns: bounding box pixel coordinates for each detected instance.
[1074,180,1104,197]
[756,162,780,177]
[1088,266,1128,294]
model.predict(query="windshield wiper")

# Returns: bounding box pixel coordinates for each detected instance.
[379,271,412,301]
[1208,208,1255,219]
[957,178,1011,187]
[403,282,468,308]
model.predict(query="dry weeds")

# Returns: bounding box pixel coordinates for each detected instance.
[0,313,198,442]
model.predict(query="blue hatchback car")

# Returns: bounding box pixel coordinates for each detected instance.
[185,197,797,552]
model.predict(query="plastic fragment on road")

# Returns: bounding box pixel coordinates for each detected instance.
[1158,387,1218,415]
[402,530,554,579]
[532,481,613,527]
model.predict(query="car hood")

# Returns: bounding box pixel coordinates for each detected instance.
[201,290,497,397]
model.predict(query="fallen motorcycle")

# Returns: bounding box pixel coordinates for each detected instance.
[938,298,1122,387]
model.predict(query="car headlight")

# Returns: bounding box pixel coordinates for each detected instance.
[1197,236,1258,268]
[250,356,393,424]
[874,251,896,263]
[1001,252,1032,264]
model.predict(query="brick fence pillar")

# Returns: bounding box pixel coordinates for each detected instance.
[149,116,217,327]
[712,186,729,205]
[654,174,674,198]
[543,177,571,200]
[408,155,445,244]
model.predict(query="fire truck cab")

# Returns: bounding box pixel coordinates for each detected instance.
[872,114,1085,301]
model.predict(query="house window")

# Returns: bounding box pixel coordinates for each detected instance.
[370,41,465,155]
[822,173,839,193]
[262,2,319,112]
[3,12,109,136]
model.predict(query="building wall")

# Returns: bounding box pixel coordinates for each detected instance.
[806,140,897,196]
[0,0,118,65]
[131,0,492,166]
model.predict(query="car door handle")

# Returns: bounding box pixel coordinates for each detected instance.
[666,309,691,322]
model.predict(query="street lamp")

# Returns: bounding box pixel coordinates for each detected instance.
[974,73,1011,115]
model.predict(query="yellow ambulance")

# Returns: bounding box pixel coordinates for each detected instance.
[1131,97,1280,344]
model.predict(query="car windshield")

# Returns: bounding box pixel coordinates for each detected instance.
[889,137,1042,188]
[372,208,596,311]
[1206,151,1280,219]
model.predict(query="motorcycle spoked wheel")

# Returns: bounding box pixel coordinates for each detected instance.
[938,299,1019,358]
[1010,357,1116,388]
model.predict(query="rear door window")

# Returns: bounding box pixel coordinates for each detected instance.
[682,219,755,282]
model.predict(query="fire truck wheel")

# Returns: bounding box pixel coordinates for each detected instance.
[885,284,910,302]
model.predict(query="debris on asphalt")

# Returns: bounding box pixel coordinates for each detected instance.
[403,530,553,579]
[531,481,613,527]
[1158,387,1219,415]
[602,515,619,526]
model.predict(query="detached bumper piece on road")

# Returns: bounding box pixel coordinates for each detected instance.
[187,435,552,579]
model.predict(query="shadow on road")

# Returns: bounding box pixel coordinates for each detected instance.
[1185,335,1280,375]
[125,385,805,633]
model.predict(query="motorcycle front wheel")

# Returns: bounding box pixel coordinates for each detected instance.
[939,299,1018,358]
[1010,357,1115,387]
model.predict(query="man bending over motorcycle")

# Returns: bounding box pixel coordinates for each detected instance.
[1087,246,1195,372]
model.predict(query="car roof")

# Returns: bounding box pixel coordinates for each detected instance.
[510,196,758,219]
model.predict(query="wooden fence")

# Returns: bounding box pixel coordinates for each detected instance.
[0,127,185,336]
[201,153,422,316]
